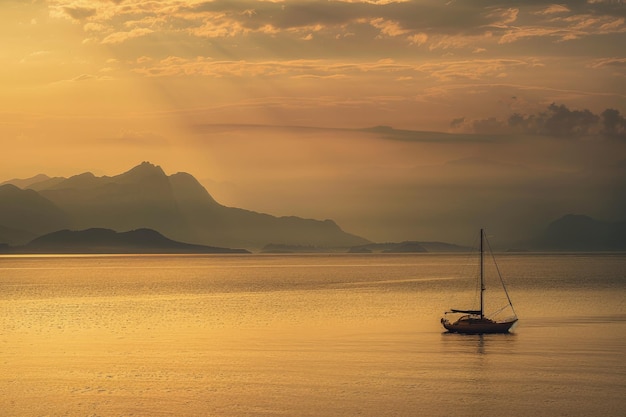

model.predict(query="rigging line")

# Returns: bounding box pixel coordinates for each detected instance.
[489,303,512,318]
[485,236,518,318]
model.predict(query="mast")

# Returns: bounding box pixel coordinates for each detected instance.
[480,228,485,319]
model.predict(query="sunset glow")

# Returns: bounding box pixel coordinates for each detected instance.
[1,4,626,415]
[2,0,625,243]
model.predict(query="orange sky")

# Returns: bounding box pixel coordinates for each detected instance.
[1,0,625,243]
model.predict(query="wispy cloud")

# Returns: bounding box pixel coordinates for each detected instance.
[101,28,154,45]
[589,57,626,75]
[417,59,535,81]
[131,56,418,79]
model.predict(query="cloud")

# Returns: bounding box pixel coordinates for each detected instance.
[20,50,53,63]
[534,5,570,16]
[369,18,410,38]
[416,59,532,81]
[131,55,417,79]
[450,117,465,128]
[72,74,96,82]
[471,117,509,135]
[509,103,599,136]
[50,73,113,84]
[36,0,623,66]
[486,7,519,27]
[63,6,97,21]
[186,13,251,38]
[101,28,154,45]
[461,103,626,139]
[601,108,626,137]
[83,22,106,33]
[589,57,626,75]
[408,32,428,45]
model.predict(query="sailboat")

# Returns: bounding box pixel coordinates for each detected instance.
[441,229,518,334]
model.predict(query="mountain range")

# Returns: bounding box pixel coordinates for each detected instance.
[0,162,369,250]
[2,163,625,253]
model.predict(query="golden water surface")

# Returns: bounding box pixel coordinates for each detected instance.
[1,254,625,416]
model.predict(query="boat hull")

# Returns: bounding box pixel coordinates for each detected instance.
[441,317,517,334]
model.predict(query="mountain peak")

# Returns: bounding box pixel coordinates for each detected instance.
[131,161,164,174]
[51,172,98,190]
[139,161,159,169]
[115,162,166,183]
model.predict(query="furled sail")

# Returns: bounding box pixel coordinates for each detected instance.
[449,309,482,315]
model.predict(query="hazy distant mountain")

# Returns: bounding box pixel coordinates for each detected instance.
[527,214,626,251]
[0,162,369,250]
[3,228,249,254]
[34,163,190,240]
[382,242,428,253]
[1,173,51,189]
[261,243,333,253]
[0,184,70,244]
[4,164,624,253]
[348,241,469,253]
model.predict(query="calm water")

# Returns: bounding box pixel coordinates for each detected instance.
[1,253,625,417]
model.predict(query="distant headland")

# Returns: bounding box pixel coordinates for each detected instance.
[0,228,249,254]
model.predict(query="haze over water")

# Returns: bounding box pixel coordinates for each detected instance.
[1,253,625,417]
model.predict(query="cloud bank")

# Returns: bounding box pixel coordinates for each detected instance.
[43,0,625,55]
[455,103,626,138]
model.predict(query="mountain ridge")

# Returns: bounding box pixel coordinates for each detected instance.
[524,214,626,251]
[0,162,369,250]
[3,164,624,252]
[0,184,70,244]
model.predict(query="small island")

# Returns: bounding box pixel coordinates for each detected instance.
[0,228,250,254]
